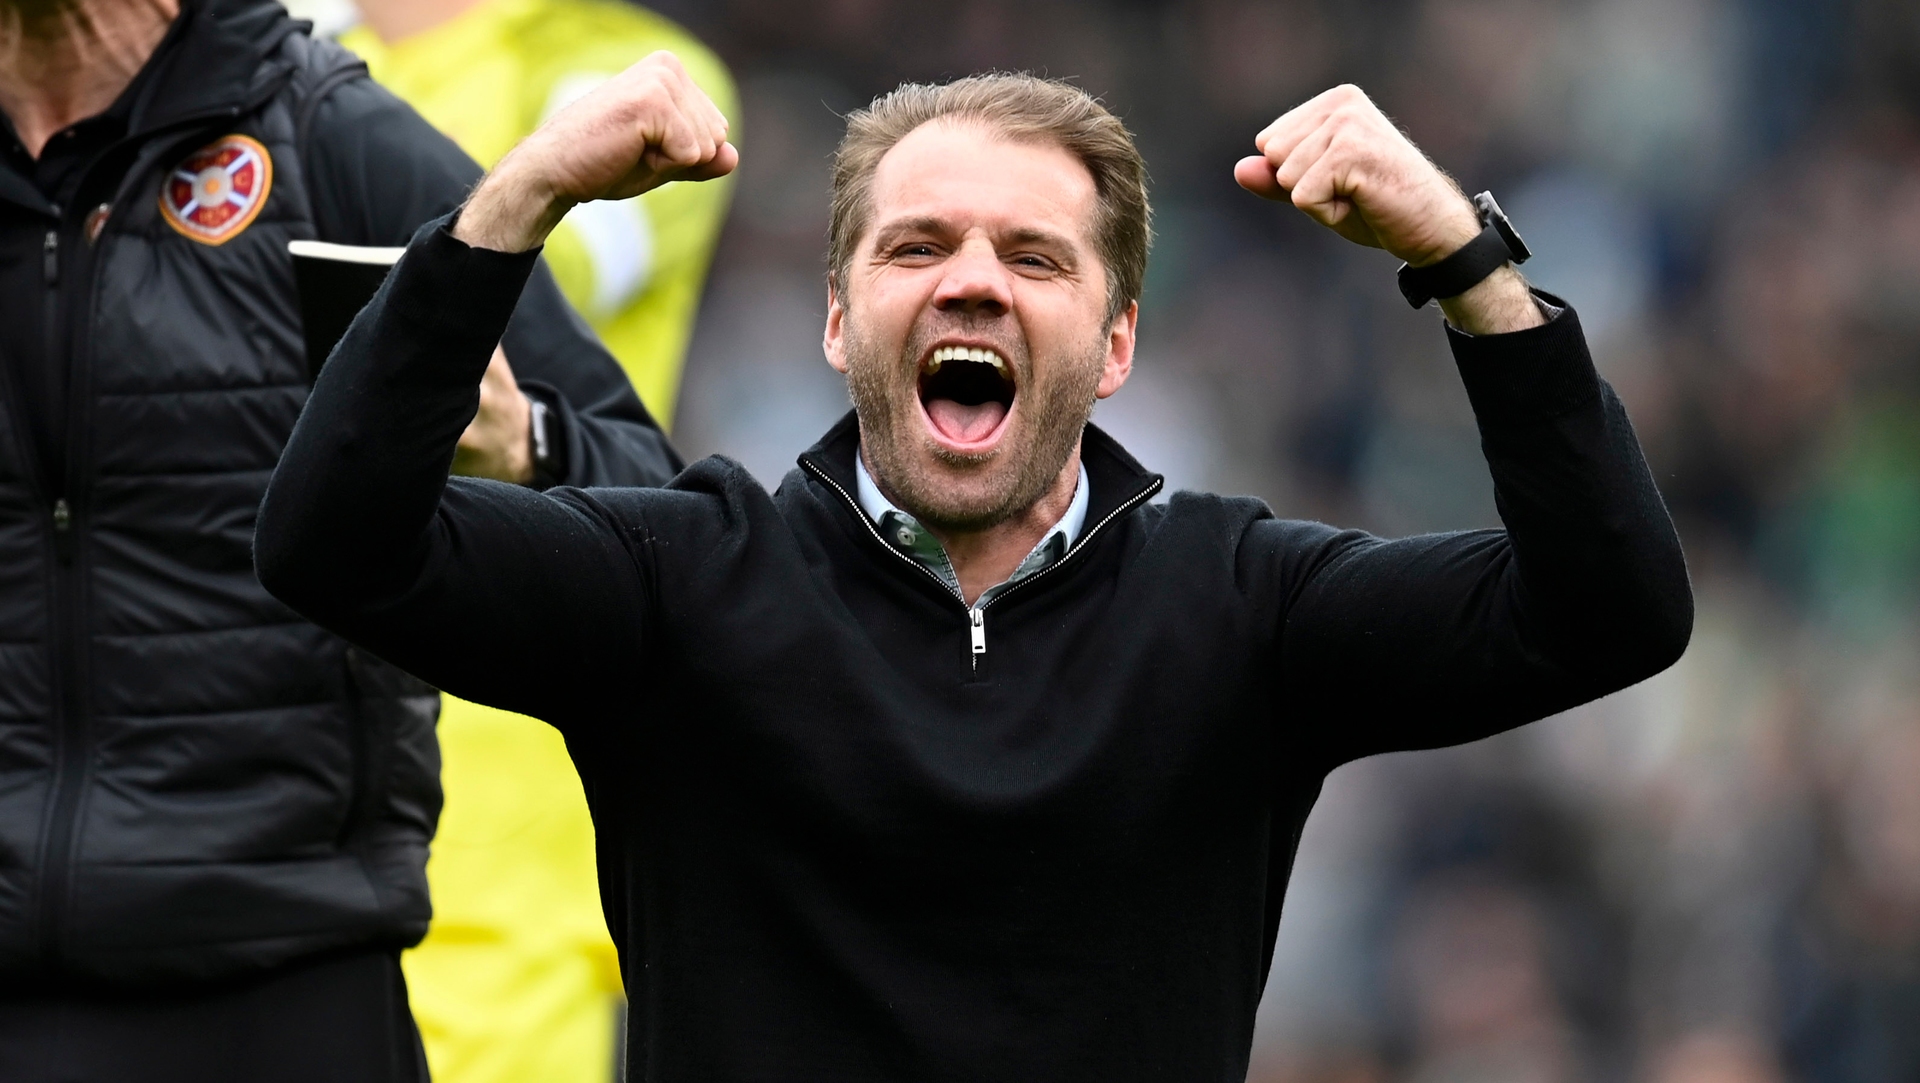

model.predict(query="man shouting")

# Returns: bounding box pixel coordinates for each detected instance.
[257,55,1692,1082]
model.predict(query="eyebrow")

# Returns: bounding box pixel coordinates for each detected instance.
[870,216,950,246]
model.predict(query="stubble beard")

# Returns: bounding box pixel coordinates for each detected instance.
[843,311,1106,534]
[0,0,81,35]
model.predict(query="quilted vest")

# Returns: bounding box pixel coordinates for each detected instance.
[0,4,441,987]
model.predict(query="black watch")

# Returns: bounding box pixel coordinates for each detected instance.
[1395,191,1531,309]
[527,394,566,488]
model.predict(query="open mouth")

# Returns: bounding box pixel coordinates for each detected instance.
[918,345,1016,448]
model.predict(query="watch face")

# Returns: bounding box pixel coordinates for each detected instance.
[1474,191,1532,264]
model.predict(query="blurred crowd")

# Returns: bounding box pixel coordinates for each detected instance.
[621,1,1920,1080]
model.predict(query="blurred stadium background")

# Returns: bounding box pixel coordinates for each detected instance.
[289,0,1920,1080]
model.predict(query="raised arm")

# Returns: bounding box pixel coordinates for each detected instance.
[1260,305,1691,767]
[1232,86,1692,766]
[304,65,684,489]
[256,223,650,722]
[257,52,736,722]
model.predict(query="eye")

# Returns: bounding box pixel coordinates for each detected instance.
[890,242,941,262]
[1008,253,1060,273]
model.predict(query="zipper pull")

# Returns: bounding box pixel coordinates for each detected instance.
[51,498,74,564]
[970,607,986,656]
[43,230,58,286]
[85,203,112,245]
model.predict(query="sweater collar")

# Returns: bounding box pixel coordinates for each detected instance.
[797,409,1164,543]
[854,451,1090,548]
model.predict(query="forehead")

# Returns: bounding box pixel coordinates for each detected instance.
[866,120,1098,245]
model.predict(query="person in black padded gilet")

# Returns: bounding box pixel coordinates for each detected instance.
[0,0,679,1077]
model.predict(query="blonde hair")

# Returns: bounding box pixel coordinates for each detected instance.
[828,73,1152,320]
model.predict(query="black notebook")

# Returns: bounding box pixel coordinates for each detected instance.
[289,240,406,381]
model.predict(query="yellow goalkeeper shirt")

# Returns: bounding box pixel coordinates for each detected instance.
[341,0,734,428]
[339,5,734,1083]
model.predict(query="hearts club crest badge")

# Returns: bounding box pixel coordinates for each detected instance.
[159,134,273,245]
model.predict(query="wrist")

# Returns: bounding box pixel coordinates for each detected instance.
[1402,200,1483,269]
[450,389,536,484]
[490,390,537,484]
[506,393,536,485]
[1398,191,1535,319]
[1438,265,1546,335]
[452,163,572,254]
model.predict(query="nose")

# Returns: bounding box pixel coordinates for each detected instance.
[931,239,1012,318]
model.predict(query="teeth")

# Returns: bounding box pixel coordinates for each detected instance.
[927,345,1008,376]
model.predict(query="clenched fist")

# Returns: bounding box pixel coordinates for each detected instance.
[1234,85,1542,333]
[456,51,736,254]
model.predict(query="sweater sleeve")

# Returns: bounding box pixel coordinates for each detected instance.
[1258,301,1693,769]
[255,215,654,723]
[303,73,683,489]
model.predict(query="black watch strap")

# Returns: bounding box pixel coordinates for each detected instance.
[1396,191,1531,309]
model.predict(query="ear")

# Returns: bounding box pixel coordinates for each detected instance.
[823,278,850,374]
[1095,300,1137,399]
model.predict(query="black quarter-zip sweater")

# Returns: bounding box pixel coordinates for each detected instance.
[257,219,1694,1083]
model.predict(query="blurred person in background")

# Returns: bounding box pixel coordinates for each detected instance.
[329,1,734,1080]
[1372,779,1625,1083]
[0,0,677,1077]
[1391,873,1577,1083]
[1780,709,1920,1083]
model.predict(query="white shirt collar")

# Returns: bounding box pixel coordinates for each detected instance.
[854,451,1090,548]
